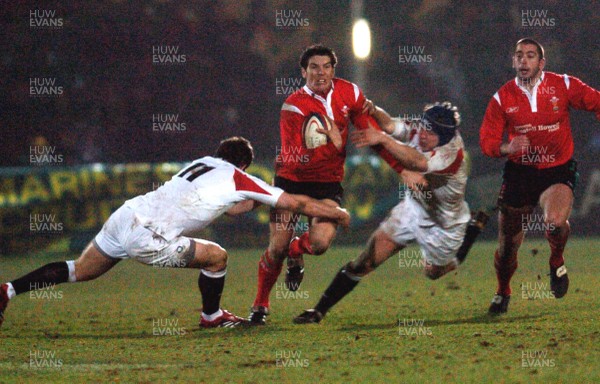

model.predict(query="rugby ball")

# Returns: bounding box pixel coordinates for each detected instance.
[302,113,331,149]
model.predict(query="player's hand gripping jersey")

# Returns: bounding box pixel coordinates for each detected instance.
[391,119,470,228]
[480,72,600,168]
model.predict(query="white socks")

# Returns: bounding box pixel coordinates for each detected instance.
[5,282,16,299]
[66,260,77,282]
[200,268,227,279]
[202,308,223,321]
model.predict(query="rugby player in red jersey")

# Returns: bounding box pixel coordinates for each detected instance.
[249,45,403,324]
[480,38,600,314]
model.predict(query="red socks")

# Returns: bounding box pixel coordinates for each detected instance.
[254,233,318,308]
[253,250,283,309]
[288,232,313,259]
[546,222,570,268]
[494,249,518,296]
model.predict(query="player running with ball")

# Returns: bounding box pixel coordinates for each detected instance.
[249,44,404,325]
[295,101,471,324]
[480,38,600,314]
[0,137,349,329]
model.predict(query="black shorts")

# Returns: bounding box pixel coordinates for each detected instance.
[497,159,578,209]
[274,176,343,205]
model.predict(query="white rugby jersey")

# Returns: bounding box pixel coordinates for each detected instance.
[123,156,284,240]
[391,119,470,228]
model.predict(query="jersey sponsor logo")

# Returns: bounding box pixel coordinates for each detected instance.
[514,123,559,134]
[506,106,519,113]
[514,124,536,134]
[537,122,559,132]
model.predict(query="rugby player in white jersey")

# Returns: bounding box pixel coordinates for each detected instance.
[294,102,471,324]
[0,137,350,328]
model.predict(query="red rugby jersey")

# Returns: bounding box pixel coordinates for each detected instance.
[480,71,600,169]
[276,78,404,182]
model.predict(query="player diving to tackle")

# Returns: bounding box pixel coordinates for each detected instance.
[0,137,349,329]
[294,102,471,324]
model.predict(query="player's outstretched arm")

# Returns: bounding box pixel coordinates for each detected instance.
[351,123,428,172]
[275,193,350,229]
[371,106,396,135]
[361,99,396,134]
[225,200,258,216]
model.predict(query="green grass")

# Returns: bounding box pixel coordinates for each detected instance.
[1,239,599,383]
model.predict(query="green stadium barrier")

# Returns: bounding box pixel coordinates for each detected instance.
[2,158,598,255]
[0,158,399,254]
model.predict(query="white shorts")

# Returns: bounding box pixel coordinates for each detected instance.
[379,200,467,267]
[94,205,195,267]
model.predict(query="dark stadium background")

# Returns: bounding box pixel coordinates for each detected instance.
[1,1,599,252]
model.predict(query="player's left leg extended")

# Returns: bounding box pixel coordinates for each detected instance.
[294,229,402,324]
[287,199,339,291]
[539,183,574,298]
[0,241,119,327]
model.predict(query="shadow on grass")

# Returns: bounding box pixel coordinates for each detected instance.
[335,312,549,332]
[0,324,303,340]
[425,313,548,327]
[0,325,283,340]
[336,322,401,332]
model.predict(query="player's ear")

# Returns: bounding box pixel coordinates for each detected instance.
[301,67,307,79]
[539,57,546,71]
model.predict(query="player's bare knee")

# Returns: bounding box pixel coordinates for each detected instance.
[348,260,375,277]
[309,239,331,255]
[544,216,567,233]
[73,245,116,281]
[206,244,228,271]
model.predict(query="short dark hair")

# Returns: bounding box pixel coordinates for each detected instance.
[516,38,545,60]
[214,136,254,168]
[300,44,338,70]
